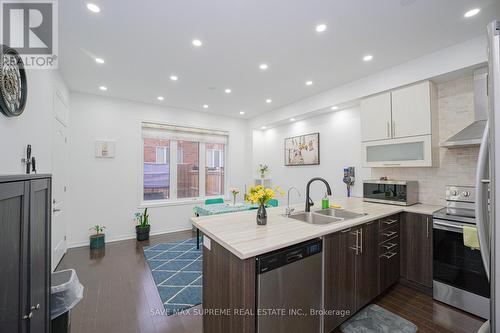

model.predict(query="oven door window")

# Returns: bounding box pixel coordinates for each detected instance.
[433,224,490,297]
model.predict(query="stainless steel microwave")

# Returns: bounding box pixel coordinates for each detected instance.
[363,180,418,206]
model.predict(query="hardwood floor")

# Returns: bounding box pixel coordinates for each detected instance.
[57,230,202,333]
[59,232,485,333]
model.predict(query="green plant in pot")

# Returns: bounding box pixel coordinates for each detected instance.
[89,225,106,249]
[135,208,150,241]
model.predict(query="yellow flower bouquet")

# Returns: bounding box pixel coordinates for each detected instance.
[246,185,285,225]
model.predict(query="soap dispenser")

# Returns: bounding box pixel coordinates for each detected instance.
[322,193,329,209]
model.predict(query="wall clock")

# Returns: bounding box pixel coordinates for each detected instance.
[0,45,27,117]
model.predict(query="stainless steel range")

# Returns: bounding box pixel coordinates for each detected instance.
[432,185,490,319]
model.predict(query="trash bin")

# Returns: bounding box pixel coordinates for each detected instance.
[51,269,84,333]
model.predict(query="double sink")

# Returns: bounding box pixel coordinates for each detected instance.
[285,208,367,225]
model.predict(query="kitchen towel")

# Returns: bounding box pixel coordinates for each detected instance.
[463,225,480,250]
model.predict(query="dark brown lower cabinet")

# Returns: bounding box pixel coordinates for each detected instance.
[401,212,433,289]
[324,221,379,332]
[0,175,51,333]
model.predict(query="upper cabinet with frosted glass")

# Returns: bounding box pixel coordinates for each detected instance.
[360,81,438,167]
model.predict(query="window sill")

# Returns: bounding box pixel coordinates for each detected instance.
[139,197,227,208]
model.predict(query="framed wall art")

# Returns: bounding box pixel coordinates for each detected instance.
[284,132,320,166]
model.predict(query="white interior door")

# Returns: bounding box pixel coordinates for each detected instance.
[51,93,69,271]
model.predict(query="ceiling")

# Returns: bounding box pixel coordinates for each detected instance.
[59,0,500,119]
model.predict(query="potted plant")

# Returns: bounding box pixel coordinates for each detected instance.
[258,164,269,179]
[135,208,150,241]
[246,185,284,225]
[230,187,240,205]
[89,225,106,249]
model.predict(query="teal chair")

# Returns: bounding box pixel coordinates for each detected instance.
[267,199,279,207]
[205,198,224,205]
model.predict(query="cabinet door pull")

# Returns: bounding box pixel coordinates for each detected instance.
[341,228,352,233]
[381,242,397,250]
[349,230,360,255]
[31,304,40,311]
[426,217,430,238]
[380,251,397,259]
[23,312,33,320]
[359,228,363,254]
[387,122,391,138]
[383,219,398,225]
[382,231,397,237]
[392,121,396,137]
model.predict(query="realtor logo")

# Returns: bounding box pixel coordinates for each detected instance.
[0,0,58,69]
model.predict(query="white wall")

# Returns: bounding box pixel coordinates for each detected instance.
[0,69,69,174]
[252,107,371,205]
[68,93,251,247]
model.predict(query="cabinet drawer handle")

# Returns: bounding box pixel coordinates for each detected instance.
[381,242,397,250]
[340,228,352,233]
[31,304,40,311]
[23,312,33,320]
[380,251,397,259]
[383,219,398,225]
[382,231,397,237]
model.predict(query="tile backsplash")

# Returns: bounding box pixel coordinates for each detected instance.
[371,75,479,206]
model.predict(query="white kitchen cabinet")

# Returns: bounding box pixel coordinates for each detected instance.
[360,92,392,142]
[360,80,438,167]
[391,81,435,138]
[362,135,437,167]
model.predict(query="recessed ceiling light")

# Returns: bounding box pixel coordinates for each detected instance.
[266,99,272,103]
[192,39,203,47]
[261,126,267,130]
[203,104,209,109]
[157,96,164,101]
[305,80,313,86]
[259,63,268,70]
[315,24,327,33]
[464,8,480,18]
[86,3,100,13]
[99,86,107,91]
[363,54,373,62]
[239,111,245,115]
[331,106,339,110]
[290,118,296,122]
[169,75,178,81]
[224,88,232,94]
[95,57,104,64]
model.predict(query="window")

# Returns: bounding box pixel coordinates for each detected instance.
[142,123,228,202]
[206,144,225,196]
[143,139,170,200]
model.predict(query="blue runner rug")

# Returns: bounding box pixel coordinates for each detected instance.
[143,238,202,315]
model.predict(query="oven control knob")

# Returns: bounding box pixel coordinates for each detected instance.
[452,190,459,196]
[463,191,471,197]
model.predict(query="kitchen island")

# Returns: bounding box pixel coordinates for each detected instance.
[190,197,441,333]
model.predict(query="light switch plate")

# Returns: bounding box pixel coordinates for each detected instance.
[203,236,211,250]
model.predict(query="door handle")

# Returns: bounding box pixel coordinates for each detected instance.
[359,228,363,254]
[350,230,360,255]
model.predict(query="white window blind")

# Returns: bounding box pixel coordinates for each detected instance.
[142,122,228,144]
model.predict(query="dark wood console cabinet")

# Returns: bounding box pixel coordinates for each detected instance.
[0,175,51,333]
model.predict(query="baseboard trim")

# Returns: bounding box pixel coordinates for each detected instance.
[67,226,193,249]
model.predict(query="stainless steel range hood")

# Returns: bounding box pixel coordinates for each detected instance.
[440,68,488,148]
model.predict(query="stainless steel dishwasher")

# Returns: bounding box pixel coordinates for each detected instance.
[256,238,322,333]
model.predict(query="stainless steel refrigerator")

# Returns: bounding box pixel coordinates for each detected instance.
[476,20,499,333]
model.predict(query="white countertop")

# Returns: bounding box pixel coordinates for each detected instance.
[190,197,442,260]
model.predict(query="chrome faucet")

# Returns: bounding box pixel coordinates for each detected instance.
[305,177,332,212]
[285,187,301,216]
